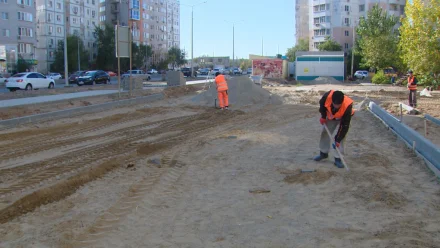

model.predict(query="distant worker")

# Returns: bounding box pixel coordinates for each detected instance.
[215,72,229,110]
[313,90,354,168]
[407,70,417,108]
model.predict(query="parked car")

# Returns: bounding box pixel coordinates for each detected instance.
[198,68,209,75]
[107,71,117,77]
[247,68,252,74]
[354,70,369,79]
[0,75,6,85]
[77,70,110,85]
[147,69,158,74]
[181,68,197,77]
[69,71,86,84]
[122,70,151,80]
[232,68,242,75]
[5,72,55,92]
[47,72,62,79]
[210,68,220,76]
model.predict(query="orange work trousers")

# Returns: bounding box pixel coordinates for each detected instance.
[217,90,229,108]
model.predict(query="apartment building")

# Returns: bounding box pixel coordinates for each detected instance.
[307,0,405,52]
[295,0,309,43]
[99,0,180,65]
[0,0,37,73]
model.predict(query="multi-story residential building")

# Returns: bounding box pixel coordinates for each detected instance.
[295,0,309,43]
[0,0,37,73]
[36,0,65,73]
[307,0,405,52]
[99,0,180,66]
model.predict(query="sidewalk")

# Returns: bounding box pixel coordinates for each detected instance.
[0,90,119,108]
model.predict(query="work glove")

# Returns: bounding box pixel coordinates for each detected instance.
[319,118,327,125]
[332,142,340,149]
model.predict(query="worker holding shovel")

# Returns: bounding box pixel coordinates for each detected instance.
[313,90,354,168]
[215,72,229,110]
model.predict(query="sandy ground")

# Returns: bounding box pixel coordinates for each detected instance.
[0,86,439,247]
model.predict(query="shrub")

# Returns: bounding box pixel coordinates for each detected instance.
[372,71,391,84]
[418,73,439,88]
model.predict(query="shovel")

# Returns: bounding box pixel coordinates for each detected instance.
[324,124,350,171]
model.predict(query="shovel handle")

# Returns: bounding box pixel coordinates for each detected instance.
[324,124,350,171]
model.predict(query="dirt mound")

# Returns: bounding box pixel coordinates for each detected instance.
[163,85,201,98]
[191,77,282,108]
[311,76,341,85]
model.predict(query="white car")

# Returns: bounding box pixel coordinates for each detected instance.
[122,70,151,80]
[47,72,62,79]
[147,69,158,74]
[5,72,55,92]
[354,70,369,79]
[0,75,6,85]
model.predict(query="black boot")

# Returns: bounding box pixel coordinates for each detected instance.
[313,152,328,161]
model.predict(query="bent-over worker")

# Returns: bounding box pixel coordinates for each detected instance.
[215,72,229,110]
[313,90,354,168]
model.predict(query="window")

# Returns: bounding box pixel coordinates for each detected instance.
[49,51,54,58]
[345,30,349,36]
[100,0,104,2]
[99,6,105,12]
[345,18,350,25]
[2,29,10,37]
[18,27,33,37]
[50,38,54,44]
[400,5,405,14]
[49,26,53,33]
[142,2,146,9]
[91,10,96,17]
[18,12,33,21]
[56,2,61,9]
[345,43,349,49]
[99,16,105,21]
[345,5,349,11]
[359,4,365,12]
[131,0,139,9]
[48,13,52,21]
[1,12,8,20]
[87,9,90,15]
[57,27,61,33]
[17,0,32,6]
[56,14,61,21]
[143,23,148,29]
[49,0,52,7]
[319,4,325,11]
[18,43,32,53]
[313,5,319,12]
[72,6,78,14]
[0,0,8,3]
[92,0,95,4]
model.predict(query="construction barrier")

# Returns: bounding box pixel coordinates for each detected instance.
[0,93,164,128]
[425,114,440,126]
[369,101,440,177]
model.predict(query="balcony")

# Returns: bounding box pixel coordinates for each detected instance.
[112,7,119,13]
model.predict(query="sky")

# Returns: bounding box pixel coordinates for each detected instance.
[179,0,296,60]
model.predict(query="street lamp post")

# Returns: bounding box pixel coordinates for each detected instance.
[224,20,243,67]
[77,36,80,71]
[182,1,207,78]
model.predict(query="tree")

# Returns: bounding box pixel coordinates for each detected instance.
[238,59,252,71]
[95,24,115,71]
[318,36,342,51]
[286,38,309,62]
[17,55,31,72]
[399,0,440,76]
[51,35,89,73]
[356,5,400,71]
[167,47,187,69]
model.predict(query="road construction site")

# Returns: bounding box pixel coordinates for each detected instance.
[0,77,439,247]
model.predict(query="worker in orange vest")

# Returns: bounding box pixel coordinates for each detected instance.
[407,70,417,107]
[313,90,354,168]
[215,72,229,110]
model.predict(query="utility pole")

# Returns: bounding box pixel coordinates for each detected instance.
[351,23,356,78]
[77,36,80,71]
[117,20,121,98]
[191,6,194,77]
[64,24,68,86]
[261,37,263,56]
[232,24,234,67]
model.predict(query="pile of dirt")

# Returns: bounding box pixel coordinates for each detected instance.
[163,85,201,98]
[191,77,282,108]
[311,76,341,84]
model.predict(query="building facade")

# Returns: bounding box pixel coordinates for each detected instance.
[0,0,37,73]
[295,0,309,43]
[307,0,405,52]
[99,0,180,65]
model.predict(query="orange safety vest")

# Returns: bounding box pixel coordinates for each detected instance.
[215,74,228,91]
[325,90,355,120]
[407,76,417,90]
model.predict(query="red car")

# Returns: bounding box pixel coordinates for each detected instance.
[107,71,117,77]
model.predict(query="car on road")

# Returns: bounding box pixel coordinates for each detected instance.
[354,70,369,79]
[147,69,158,74]
[181,68,197,77]
[247,68,252,74]
[210,68,220,76]
[69,71,86,85]
[5,72,55,92]
[0,75,6,85]
[122,70,151,80]
[77,70,110,85]
[47,72,62,79]
[107,71,117,77]
[232,68,242,75]
[198,68,209,75]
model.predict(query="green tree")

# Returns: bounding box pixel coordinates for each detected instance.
[399,0,440,76]
[238,59,252,71]
[357,5,400,71]
[95,24,115,70]
[51,35,89,73]
[17,55,31,72]
[167,47,187,69]
[286,38,309,62]
[318,36,342,51]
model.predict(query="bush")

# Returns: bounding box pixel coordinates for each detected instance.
[418,73,439,88]
[372,71,391,84]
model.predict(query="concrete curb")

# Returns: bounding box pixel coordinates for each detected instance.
[0,93,164,128]
[368,101,440,178]
[425,114,440,126]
